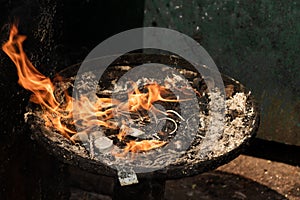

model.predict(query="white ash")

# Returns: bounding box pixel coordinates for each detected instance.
[164,74,190,90]
[176,90,255,164]
[74,71,98,95]
[97,89,112,96]
[114,65,132,71]
[24,111,34,123]
[226,92,249,114]
[197,89,226,159]
[179,69,198,78]
[111,70,191,95]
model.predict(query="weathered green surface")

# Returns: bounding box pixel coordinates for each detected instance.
[144,0,300,145]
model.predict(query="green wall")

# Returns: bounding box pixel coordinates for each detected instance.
[144,0,300,145]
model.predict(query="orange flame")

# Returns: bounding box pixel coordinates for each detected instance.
[124,140,167,153]
[126,82,179,112]
[2,25,76,138]
[2,25,174,153]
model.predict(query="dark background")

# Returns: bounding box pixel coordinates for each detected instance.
[0,0,145,199]
[0,0,299,199]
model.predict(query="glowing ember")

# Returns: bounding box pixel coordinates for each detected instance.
[2,25,188,153]
[124,140,167,153]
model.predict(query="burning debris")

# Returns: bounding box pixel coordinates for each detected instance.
[2,25,258,180]
[2,25,197,156]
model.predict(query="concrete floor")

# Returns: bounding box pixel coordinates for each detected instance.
[166,155,300,200]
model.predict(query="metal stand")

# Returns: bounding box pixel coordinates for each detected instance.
[113,178,166,200]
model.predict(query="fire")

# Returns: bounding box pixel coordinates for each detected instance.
[124,140,167,153]
[2,25,181,153]
[2,25,76,139]
[125,82,179,112]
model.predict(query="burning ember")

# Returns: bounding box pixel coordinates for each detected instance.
[2,25,195,154]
